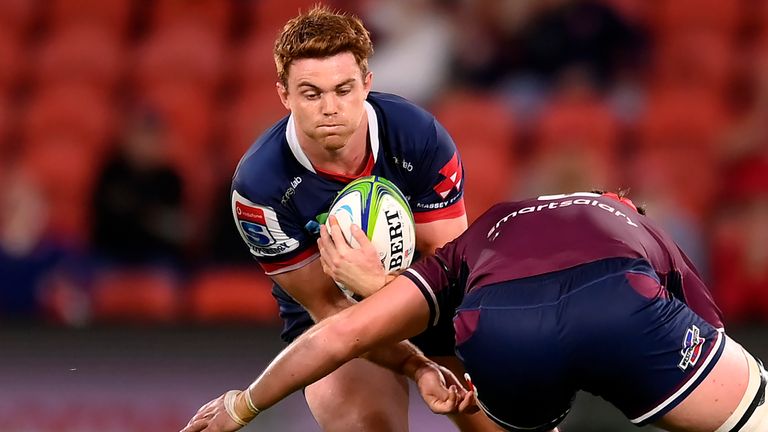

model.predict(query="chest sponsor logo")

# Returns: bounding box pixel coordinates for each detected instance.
[280,176,303,205]
[678,325,705,371]
[232,192,300,257]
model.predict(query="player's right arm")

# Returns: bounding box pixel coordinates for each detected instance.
[180,272,472,432]
[270,258,353,322]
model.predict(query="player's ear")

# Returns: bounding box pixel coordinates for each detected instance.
[276,81,290,110]
[362,71,373,95]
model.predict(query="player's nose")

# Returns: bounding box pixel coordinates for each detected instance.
[321,93,339,115]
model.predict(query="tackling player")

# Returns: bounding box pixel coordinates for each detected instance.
[183,192,766,432]
[226,5,496,432]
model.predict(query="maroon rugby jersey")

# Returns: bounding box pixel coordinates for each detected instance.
[404,192,724,329]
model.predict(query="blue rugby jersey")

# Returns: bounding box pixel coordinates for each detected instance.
[232,92,466,275]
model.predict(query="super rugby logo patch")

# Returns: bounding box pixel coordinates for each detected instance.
[232,191,300,257]
[678,325,705,371]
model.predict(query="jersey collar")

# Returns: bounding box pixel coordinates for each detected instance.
[285,101,380,173]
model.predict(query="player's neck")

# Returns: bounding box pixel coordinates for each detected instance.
[303,111,370,176]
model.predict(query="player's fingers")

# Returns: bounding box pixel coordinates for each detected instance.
[458,390,480,414]
[350,224,374,251]
[180,418,207,432]
[327,216,351,251]
[318,226,339,263]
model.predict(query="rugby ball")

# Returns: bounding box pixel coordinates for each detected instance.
[327,176,416,277]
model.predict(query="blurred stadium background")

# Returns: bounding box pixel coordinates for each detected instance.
[0,0,766,431]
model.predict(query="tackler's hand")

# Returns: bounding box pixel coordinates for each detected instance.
[414,362,474,415]
[319,215,387,297]
[180,391,252,432]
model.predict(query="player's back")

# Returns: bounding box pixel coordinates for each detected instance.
[453,192,723,327]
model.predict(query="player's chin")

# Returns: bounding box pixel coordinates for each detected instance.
[318,135,349,151]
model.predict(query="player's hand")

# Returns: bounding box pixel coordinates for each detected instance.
[319,215,387,297]
[414,363,475,415]
[180,392,244,432]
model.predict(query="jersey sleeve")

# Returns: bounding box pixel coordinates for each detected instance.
[402,239,464,328]
[231,188,319,275]
[409,119,466,223]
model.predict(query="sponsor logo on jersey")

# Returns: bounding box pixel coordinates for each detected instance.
[487,194,639,241]
[280,176,303,205]
[433,152,463,199]
[232,191,300,257]
[384,208,405,269]
[678,325,705,371]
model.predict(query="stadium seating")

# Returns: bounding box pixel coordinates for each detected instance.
[652,0,743,37]
[249,0,318,36]
[18,139,99,244]
[33,25,125,92]
[133,24,227,98]
[21,85,116,157]
[0,30,25,94]
[634,89,729,216]
[0,0,38,37]
[48,0,133,37]
[90,268,181,324]
[186,268,277,323]
[432,91,517,221]
[221,84,287,171]
[651,30,735,96]
[151,0,233,35]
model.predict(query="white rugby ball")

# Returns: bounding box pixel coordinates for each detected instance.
[326,176,416,283]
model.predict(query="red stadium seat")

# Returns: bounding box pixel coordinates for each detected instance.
[651,0,743,37]
[632,89,729,217]
[48,0,132,37]
[221,84,287,172]
[0,0,39,37]
[250,0,318,36]
[234,32,281,90]
[432,91,517,221]
[186,268,277,323]
[534,90,620,158]
[18,139,100,243]
[151,0,232,35]
[21,85,116,156]
[0,30,26,93]
[639,88,728,153]
[90,268,181,324]
[33,25,125,92]
[0,96,13,153]
[134,24,227,98]
[651,31,735,96]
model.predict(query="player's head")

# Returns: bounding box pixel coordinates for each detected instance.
[274,6,374,152]
[274,5,373,87]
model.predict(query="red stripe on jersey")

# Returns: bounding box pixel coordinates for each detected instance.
[314,152,375,183]
[259,246,319,274]
[414,198,466,224]
[433,152,463,199]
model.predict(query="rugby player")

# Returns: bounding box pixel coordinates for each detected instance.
[184,192,766,432]
[225,5,496,431]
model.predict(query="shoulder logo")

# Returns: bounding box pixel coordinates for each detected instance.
[678,325,705,371]
[434,152,463,199]
[232,191,300,257]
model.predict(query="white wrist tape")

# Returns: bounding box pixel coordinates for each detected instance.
[224,390,248,427]
[244,388,262,416]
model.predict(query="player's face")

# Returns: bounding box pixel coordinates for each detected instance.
[278,52,372,152]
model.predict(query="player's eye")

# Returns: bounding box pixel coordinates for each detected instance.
[337,87,351,96]
[304,92,320,100]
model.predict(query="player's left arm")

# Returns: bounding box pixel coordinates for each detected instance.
[180,274,466,432]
